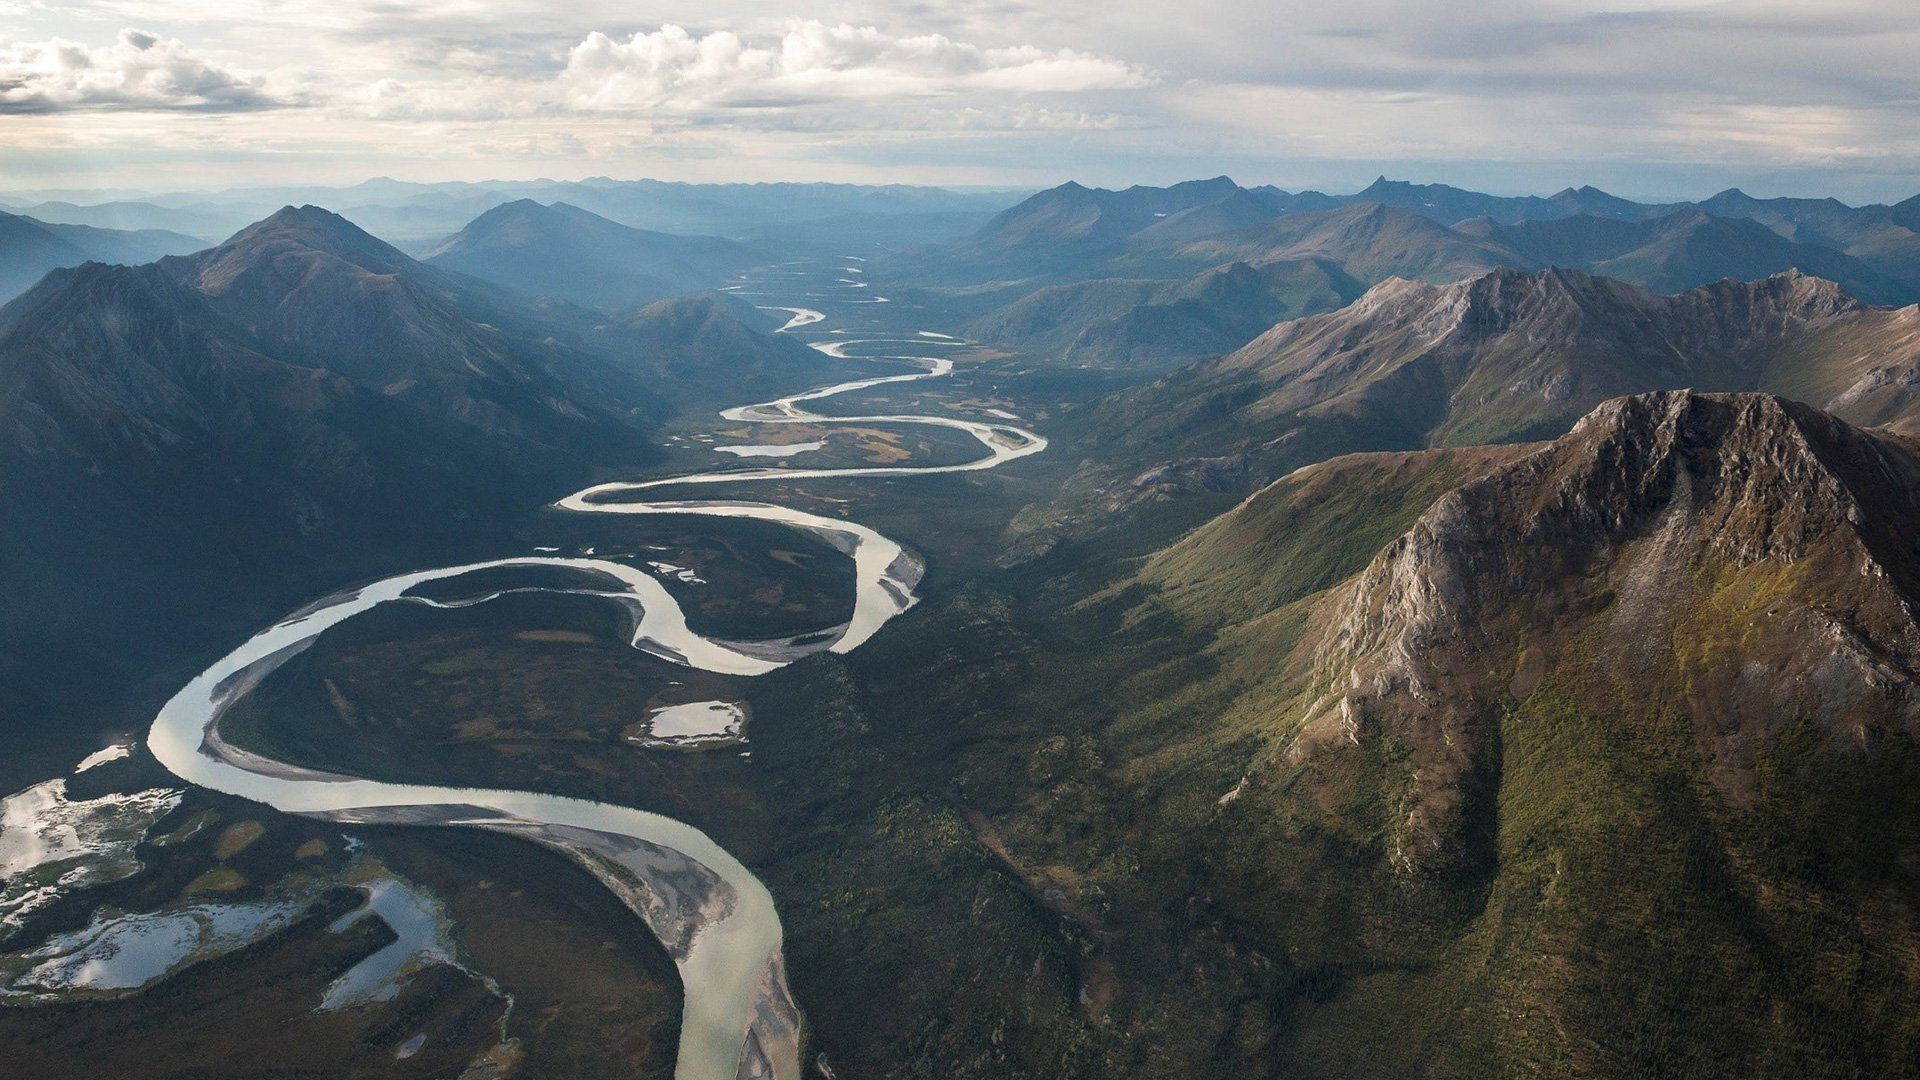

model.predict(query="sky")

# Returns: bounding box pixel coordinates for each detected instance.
[2,1,1918,202]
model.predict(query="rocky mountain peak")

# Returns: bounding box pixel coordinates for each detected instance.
[1746,267,1864,318]
[1296,391,1920,872]
[175,204,417,302]
[233,204,404,262]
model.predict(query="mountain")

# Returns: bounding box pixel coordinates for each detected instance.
[0,260,585,772]
[0,210,205,302]
[521,178,1023,240]
[964,258,1365,372]
[746,389,1920,1078]
[421,200,758,310]
[1127,189,1293,244]
[892,178,1920,314]
[1127,201,1522,285]
[1244,184,1348,217]
[1145,390,1920,1075]
[17,181,1027,250]
[937,177,1247,273]
[0,261,552,522]
[1347,175,1570,224]
[1460,208,1912,303]
[1078,268,1920,509]
[1546,184,1684,220]
[15,199,234,240]
[1140,204,1907,304]
[0,203,821,789]
[590,291,823,405]
[35,220,205,265]
[1692,189,1920,289]
[1700,187,1888,245]
[1894,193,1920,232]
[0,213,85,301]
[160,205,663,459]
[952,176,1577,273]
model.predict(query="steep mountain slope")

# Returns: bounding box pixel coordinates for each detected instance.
[1138,443,1536,623]
[1895,194,1920,232]
[421,199,757,310]
[1166,391,1920,1076]
[0,261,549,522]
[161,205,662,459]
[748,390,1920,1078]
[964,258,1365,372]
[0,261,577,774]
[0,210,204,302]
[1092,268,1920,490]
[1285,391,1920,863]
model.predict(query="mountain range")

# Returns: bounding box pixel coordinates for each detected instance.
[0,203,812,779]
[751,387,1920,1077]
[694,175,1920,385]
[1021,266,1920,540]
[156,205,668,461]
[10,178,1029,248]
[11,171,1920,1078]
[964,258,1366,371]
[0,209,205,303]
[926,179,1920,368]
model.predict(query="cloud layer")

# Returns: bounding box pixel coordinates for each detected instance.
[558,22,1151,111]
[0,27,279,112]
[1,3,1917,199]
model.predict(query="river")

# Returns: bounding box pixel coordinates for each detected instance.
[145,259,1044,1080]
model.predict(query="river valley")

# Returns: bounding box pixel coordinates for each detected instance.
[142,259,1046,1080]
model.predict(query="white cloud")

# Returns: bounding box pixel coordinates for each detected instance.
[558,21,1154,112]
[0,27,282,112]
[2,3,1918,199]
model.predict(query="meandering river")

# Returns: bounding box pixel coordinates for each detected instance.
[146,260,1044,1080]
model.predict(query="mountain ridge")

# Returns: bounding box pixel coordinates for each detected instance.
[422,199,758,310]
[0,209,205,303]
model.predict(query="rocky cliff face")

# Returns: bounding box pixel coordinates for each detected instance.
[1294,391,1920,871]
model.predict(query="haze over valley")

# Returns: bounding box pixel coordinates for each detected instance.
[6,3,1920,1078]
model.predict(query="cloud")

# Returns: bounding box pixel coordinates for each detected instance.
[0,27,283,113]
[3,3,1918,200]
[558,21,1154,112]
[354,75,548,121]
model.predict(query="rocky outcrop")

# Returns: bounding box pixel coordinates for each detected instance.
[1296,391,1920,872]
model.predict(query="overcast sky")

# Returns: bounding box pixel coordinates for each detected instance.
[3,1,1918,201]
